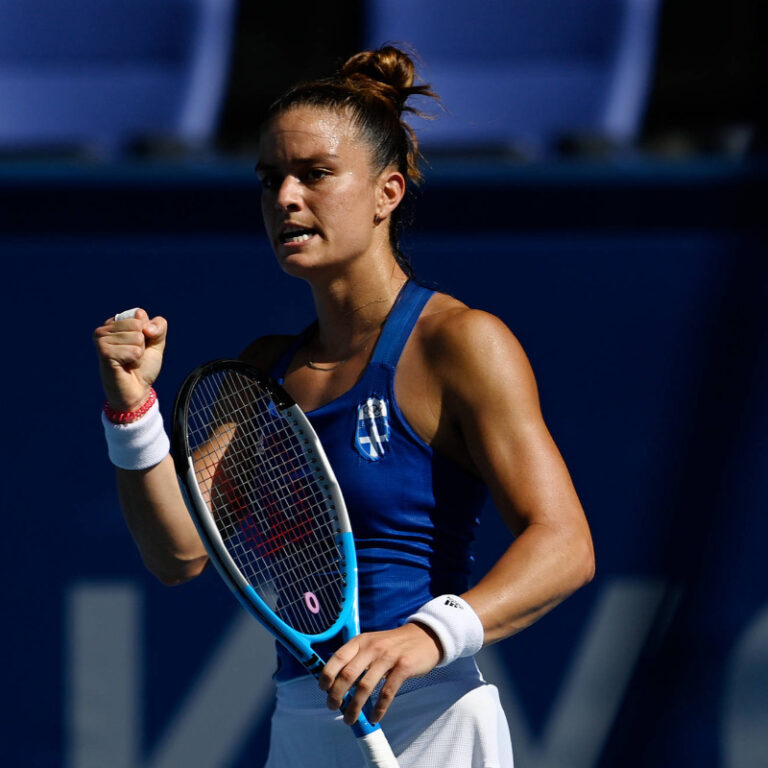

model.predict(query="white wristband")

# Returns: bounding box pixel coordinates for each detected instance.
[407,594,484,667]
[101,398,170,470]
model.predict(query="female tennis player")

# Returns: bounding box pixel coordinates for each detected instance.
[94,46,594,767]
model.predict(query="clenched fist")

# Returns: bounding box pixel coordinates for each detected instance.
[93,308,168,412]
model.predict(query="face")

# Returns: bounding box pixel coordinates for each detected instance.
[257,106,395,277]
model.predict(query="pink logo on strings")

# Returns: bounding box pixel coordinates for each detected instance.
[304,592,320,614]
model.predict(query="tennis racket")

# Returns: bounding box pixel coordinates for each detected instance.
[171,359,400,768]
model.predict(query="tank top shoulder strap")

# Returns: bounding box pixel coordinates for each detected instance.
[372,280,435,369]
[269,322,316,383]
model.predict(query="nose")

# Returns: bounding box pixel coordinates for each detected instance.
[275,175,302,212]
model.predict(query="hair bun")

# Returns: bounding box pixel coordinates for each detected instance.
[339,46,417,109]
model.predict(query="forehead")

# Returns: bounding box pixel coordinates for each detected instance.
[258,106,366,164]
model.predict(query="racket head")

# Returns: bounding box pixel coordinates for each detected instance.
[172,360,359,658]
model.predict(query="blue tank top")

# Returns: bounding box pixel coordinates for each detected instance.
[270,280,488,681]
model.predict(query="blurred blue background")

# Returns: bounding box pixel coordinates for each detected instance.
[1,1,766,766]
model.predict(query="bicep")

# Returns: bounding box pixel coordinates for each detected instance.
[441,314,584,535]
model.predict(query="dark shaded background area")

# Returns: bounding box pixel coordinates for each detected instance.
[643,0,766,152]
[217,0,363,152]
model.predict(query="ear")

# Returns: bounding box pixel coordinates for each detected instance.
[374,168,406,224]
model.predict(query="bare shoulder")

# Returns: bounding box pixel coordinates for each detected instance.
[397,292,538,460]
[239,334,299,371]
[416,293,532,384]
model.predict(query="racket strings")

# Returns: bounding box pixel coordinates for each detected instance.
[186,370,346,635]
[194,434,346,634]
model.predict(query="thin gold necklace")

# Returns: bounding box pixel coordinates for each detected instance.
[305,325,382,372]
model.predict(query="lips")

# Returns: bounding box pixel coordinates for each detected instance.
[279,226,318,245]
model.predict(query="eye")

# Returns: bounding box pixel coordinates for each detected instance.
[257,173,280,191]
[305,168,330,183]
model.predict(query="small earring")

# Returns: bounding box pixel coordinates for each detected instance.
[373,214,382,225]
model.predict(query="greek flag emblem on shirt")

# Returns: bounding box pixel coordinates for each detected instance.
[355,396,390,461]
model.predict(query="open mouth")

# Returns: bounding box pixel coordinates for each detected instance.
[279,227,317,245]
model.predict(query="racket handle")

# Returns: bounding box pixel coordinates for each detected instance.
[356,728,400,767]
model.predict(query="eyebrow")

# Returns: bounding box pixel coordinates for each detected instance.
[255,154,340,172]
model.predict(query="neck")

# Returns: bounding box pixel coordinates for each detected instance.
[307,254,408,361]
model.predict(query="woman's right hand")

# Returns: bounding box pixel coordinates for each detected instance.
[93,308,168,412]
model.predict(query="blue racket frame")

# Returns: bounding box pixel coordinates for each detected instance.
[173,360,381,739]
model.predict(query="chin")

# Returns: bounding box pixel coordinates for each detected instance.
[277,251,331,279]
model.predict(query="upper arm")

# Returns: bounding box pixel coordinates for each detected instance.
[432,310,587,538]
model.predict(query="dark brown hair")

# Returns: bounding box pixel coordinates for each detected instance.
[264,46,438,275]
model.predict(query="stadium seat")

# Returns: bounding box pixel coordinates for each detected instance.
[364,0,662,155]
[0,0,237,155]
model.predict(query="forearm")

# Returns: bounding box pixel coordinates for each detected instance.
[116,455,208,585]
[463,518,595,645]
[94,309,206,583]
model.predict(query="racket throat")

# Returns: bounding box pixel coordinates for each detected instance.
[302,651,325,677]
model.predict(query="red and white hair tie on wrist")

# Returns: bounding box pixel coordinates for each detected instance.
[103,388,158,424]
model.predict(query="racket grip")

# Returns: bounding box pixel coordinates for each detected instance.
[356,728,400,767]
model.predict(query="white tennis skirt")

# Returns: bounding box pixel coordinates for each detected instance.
[264,657,514,768]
